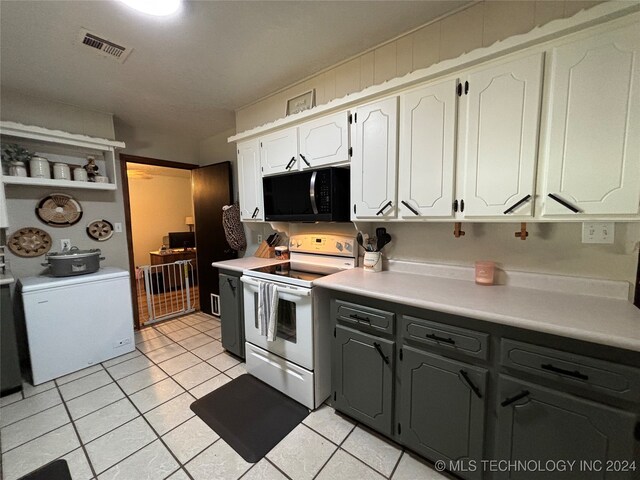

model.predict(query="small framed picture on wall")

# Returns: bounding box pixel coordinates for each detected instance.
[286,90,315,116]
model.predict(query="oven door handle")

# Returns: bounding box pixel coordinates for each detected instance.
[240,276,312,297]
[309,171,319,215]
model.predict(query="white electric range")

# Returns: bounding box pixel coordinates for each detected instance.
[241,234,356,409]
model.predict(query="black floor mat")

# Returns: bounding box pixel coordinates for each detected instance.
[19,459,71,480]
[190,374,309,463]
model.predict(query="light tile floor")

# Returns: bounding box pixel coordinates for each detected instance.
[0,312,449,480]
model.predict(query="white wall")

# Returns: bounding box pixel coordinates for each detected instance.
[127,167,194,267]
[114,120,200,165]
[1,91,130,280]
[235,0,607,131]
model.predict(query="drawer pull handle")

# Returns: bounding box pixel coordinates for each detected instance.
[349,314,370,323]
[373,342,389,365]
[459,370,482,399]
[501,390,530,407]
[425,333,455,345]
[541,363,589,381]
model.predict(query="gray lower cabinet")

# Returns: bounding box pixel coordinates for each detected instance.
[219,272,244,358]
[333,325,394,435]
[399,346,487,480]
[496,375,638,480]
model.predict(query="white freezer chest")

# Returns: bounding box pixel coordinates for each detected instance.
[19,267,135,385]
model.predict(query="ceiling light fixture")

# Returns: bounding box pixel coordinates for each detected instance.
[118,0,181,16]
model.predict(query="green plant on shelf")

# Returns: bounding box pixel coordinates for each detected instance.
[1,143,33,166]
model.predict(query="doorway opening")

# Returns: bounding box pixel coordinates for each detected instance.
[121,155,199,328]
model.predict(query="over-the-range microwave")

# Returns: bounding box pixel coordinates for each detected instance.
[263,167,350,222]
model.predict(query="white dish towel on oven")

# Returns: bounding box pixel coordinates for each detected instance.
[258,281,279,342]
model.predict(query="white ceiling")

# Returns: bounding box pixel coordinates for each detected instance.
[0,0,470,141]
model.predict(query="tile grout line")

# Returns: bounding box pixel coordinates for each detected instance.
[310,421,359,480]
[54,367,101,480]
[100,361,198,480]
[387,449,405,479]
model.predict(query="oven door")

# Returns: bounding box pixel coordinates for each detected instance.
[241,275,313,370]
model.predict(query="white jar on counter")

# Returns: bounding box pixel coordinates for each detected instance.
[53,163,71,180]
[29,156,50,178]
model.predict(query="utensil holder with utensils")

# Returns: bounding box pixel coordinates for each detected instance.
[358,228,391,272]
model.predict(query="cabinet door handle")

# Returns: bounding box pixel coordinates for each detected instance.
[285,157,297,170]
[376,201,393,216]
[547,193,580,213]
[503,194,532,214]
[349,313,370,323]
[541,363,589,381]
[401,200,419,216]
[464,81,469,95]
[251,207,259,219]
[425,333,455,345]
[300,154,311,167]
[501,390,531,407]
[373,342,389,365]
[460,199,465,212]
[453,199,458,212]
[459,370,482,398]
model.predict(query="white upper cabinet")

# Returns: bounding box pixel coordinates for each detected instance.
[541,22,640,217]
[459,53,544,218]
[260,111,350,177]
[298,111,350,170]
[398,78,458,218]
[260,127,298,177]
[237,139,264,221]
[351,97,399,219]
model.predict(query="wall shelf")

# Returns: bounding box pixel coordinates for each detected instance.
[0,121,125,192]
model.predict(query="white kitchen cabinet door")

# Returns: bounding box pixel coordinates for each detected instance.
[260,127,298,176]
[541,23,640,216]
[399,79,458,218]
[351,97,398,219]
[299,111,350,169]
[237,139,264,221]
[459,53,543,217]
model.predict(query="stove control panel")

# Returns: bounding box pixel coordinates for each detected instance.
[289,234,356,258]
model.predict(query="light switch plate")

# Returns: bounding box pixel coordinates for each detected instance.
[582,222,614,244]
[114,222,123,233]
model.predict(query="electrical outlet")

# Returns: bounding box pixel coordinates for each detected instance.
[582,222,614,244]
[257,234,263,244]
[61,239,71,250]
[114,222,123,233]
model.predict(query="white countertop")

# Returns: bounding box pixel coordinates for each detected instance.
[313,268,640,353]
[211,257,288,273]
[0,271,15,286]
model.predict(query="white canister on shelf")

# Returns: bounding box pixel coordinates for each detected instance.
[73,167,88,181]
[29,156,50,178]
[53,163,71,180]
[9,161,27,177]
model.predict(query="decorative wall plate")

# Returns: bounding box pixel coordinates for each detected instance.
[8,227,52,257]
[36,193,82,227]
[86,219,114,241]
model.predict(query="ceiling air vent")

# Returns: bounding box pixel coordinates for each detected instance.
[77,28,132,64]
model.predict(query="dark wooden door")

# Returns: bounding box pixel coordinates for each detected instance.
[332,325,395,435]
[193,162,236,315]
[398,346,487,480]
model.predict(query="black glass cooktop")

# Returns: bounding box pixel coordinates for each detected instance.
[249,263,326,282]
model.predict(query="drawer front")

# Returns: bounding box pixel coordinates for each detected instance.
[401,315,489,360]
[333,300,395,334]
[501,339,640,401]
